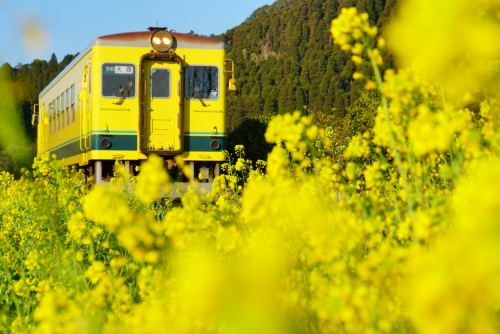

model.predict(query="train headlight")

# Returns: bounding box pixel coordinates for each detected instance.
[152,36,162,45]
[151,30,173,52]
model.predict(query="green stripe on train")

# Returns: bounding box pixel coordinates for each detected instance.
[47,135,225,159]
[184,136,225,152]
[49,134,137,159]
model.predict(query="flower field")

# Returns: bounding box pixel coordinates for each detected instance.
[2,1,500,333]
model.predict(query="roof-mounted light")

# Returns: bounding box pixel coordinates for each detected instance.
[151,30,173,52]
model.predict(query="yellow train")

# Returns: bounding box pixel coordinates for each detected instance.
[32,27,235,189]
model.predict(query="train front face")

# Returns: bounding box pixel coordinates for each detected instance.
[91,29,228,183]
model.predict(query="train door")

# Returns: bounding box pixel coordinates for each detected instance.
[32,103,48,155]
[142,60,181,152]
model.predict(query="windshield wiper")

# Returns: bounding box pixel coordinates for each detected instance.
[114,79,133,105]
[189,85,207,107]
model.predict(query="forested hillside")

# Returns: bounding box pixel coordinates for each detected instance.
[219,0,396,129]
[0,54,77,140]
[0,54,77,173]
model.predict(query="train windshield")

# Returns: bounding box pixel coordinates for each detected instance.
[102,63,136,98]
[185,66,219,100]
[151,68,171,98]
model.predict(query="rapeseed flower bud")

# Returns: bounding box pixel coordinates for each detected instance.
[351,55,363,65]
[364,80,377,90]
[352,28,363,40]
[367,48,383,65]
[235,144,245,156]
[352,72,364,80]
[90,225,102,237]
[366,26,377,37]
[377,37,386,49]
[235,158,246,171]
[75,251,84,262]
[306,125,318,141]
[351,43,364,55]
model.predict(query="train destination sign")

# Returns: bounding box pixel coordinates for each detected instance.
[105,66,134,74]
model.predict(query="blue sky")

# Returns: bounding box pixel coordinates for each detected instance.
[0,0,275,66]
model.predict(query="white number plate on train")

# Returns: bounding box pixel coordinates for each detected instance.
[114,66,133,74]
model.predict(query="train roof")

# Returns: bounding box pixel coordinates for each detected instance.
[39,31,226,98]
[92,31,226,50]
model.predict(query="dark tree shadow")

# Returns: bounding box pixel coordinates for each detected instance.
[226,118,273,163]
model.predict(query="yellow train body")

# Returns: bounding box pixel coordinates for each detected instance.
[35,29,233,186]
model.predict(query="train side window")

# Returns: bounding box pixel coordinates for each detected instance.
[151,69,171,98]
[51,102,54,134]
[65,88,70,125]
[71,84,75,123]
[62,92,66,128]
[102,63,135,98]
[48,103,52,135]
[52,102,55,133]
[52,99,56,134]
[57,96,60,131]
[185,66,219,100]
[60,94,63,130]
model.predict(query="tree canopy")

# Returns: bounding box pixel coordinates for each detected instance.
[217,0,396,129]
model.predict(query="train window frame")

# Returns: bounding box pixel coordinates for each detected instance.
[150,68,172,99]
[52,99,56,134]
[71,84,75,124]
[57,96,60,131]
[62,91,66,128]
[49,103,52,135]
[101,63,136,99]
[66,88,70,126]
[52,102,55,134]
[184,65,220,101]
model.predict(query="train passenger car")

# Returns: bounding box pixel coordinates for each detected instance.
[32,27,235,189]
